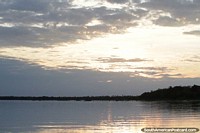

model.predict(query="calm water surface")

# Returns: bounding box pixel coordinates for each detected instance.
[0,100,200,133]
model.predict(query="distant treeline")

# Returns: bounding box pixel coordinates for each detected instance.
[0,95,138,101]
[0,85,200,101]
[139,85,200,101]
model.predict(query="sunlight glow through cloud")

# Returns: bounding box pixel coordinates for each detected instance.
[0,24,200,78]
[0,0,200,79]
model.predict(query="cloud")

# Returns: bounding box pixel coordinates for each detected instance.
[130,66,181,78]
[0,26,40,46]
[153,16,185,27]
[95,59,181,78]
[0,0,143,47]
[135,67,171,71]
[106,0,129,4]
[139,0,200,26]
[184,30,200,36]
[184,56,200,62]
[97,57,153,63]
[130,71,183,78]
[9,0,49,12]
[0,0,200,47]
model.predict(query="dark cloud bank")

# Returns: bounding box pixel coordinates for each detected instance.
[0,58,199,96]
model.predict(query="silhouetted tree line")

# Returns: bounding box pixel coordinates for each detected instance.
[139,85,200,100]
[0,85,200,101]
[0,95,138,101]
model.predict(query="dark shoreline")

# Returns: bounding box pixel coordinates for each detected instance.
[0,85,200,101]
[0,95,139,101]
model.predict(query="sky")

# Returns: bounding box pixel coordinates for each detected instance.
[0,0,200,96]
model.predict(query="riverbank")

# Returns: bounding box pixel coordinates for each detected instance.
[0,85,200,101]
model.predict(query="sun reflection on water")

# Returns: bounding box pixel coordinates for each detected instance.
[15,101,200,133]
[0,101,199,133]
